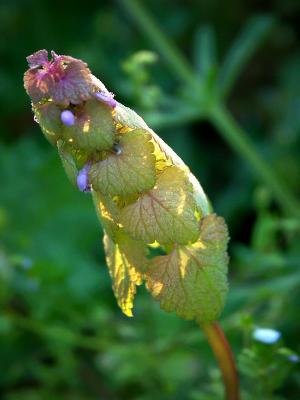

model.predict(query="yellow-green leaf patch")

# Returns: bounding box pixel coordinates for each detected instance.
[92,192,120,239]
[89,129,156,197]
[114,103,149,131]
[62,99,115,151]
[103,232,148,317]
[120,166,200,244]
[57,141,78,186]
[146,214,229,323]
[34,102,62,145]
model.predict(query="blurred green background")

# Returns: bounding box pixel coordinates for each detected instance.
[1,0,300,399]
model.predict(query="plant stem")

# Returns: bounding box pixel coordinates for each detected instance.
[144,107,201,130]
[119,0,197,86]
[209,104,300,217]
[202,322,240,400]
[120,0,300,217]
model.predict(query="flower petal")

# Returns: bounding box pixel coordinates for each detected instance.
[26,49,48,68]
[24,50,94,105]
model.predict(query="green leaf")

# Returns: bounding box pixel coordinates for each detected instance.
[103,232,148,317]
[114,103,149,131]
[193,24,217,79]
[113,102,189,173]
[62,99,115,151]
[146,214,229,323]
[34,102,62,145]
[188,173,211,216]
[57,141,78,186]
[120,165,200,244]
[90,129,156,196]
[218,15,275,97]
[92,191,120,238]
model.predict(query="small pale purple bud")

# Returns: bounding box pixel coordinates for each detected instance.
[94,91,117,108]
[61,110,75,126]
[77,163,91,192]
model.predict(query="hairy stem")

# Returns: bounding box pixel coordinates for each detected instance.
[209,104,300,217]
[202,322,240,400]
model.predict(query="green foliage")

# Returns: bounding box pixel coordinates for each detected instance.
[120,166,201,245]
[237,316,299,399]
[217,16,275,97]
[122,50,161,110]
[24,49,222,324]
[90,129,156,197]
[103,232,145,317]
[146,215,228,323]
[62,100,115,151]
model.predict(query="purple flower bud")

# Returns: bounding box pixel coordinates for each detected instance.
[77,163,92,192]
[61,110,75,126]
[94,91,117,108]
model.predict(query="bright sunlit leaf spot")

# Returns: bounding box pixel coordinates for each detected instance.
[90,129,156,197]
[146,214,229,323]
[120,166,200,244]
[92,191,120,239]
[62,99,115,151]
[83,120,90,133]
[104,232,148,317]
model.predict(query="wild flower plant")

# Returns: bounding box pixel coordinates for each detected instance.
[24,49,238,399]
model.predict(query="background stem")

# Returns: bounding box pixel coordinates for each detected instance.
[119,0,197,86]
[121,0,300,217]
[209,104,300,217]
[202,322,240,400]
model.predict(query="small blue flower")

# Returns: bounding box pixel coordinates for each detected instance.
[77,163,91,192]
[253,328,281,344]
[94,91,117,108]
[288,354,299,363]
[22,257,33,270]
[61,110,75,126]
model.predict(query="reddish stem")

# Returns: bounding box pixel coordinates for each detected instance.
[202,322,240,400]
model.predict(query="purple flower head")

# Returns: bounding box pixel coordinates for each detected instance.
[77,163,92,192]
[94,91,117,108]
[61,110,75,126]
[24,50,94,106]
